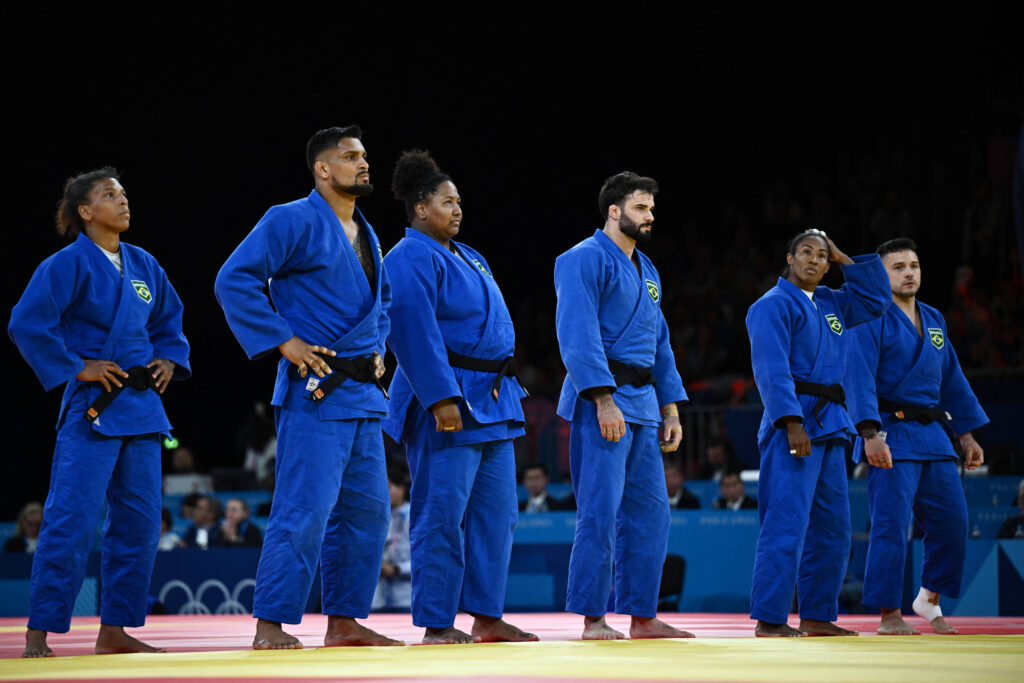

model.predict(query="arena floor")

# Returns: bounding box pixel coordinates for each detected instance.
[0,613,1022,682]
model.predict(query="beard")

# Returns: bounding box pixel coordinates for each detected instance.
[619,211,653,244]
[333,179,374,197]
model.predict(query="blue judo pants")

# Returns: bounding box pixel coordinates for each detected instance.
[566,401,669,618]
[404,408,518,628]
[750,433,850,624]
[253,405,389,625]
[29,417,161,633]
[862,458,967,608]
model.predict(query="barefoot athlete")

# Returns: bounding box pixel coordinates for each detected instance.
[745,229,887,637]
[10,168,190,656]
[216,126,401,649]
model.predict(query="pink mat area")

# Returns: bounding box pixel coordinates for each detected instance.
[3,612,1024,659]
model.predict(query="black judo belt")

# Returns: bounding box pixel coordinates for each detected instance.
[608,358,656,388]
[84,365,158,422]
[309,352,388,401]
[446,349,526,401]
[793,380,846,428]
[877,397,960,452]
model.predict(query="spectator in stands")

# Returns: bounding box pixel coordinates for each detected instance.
[217,498,263,547]
[3,502,43,553]
[373,470,412,611]
[694,435,741,481]
[179,492,202,522]
[181,496,221,549]
[519,463,573,512]
[664,461,700,509]
[240,401,277,487]
[997,479,1024,539]
[158,508,181,551]
[713,472,757,510]
[171,446,196,474]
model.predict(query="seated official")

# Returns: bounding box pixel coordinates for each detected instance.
[215,498,263,547]
[3,502,43,553]
[712,472,757,510]
[180,495,222,549]
[519,463,574,512]
[665,461,700,509]
[997,479,1024,539]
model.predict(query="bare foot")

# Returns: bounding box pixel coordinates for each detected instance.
[799,619,858,637]
[423,626,479,644]
[471,615,538,643]
[877,609,920,635]
[22,629,54,658]
[253,619,303,650]
[927,616,959,635]
[324,616,404,646]
[94,625,166,655]
[581,616,625,640]
[755,620,806,637]
[629,616,695,639]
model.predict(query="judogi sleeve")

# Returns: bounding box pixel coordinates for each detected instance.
[554,249,616,397]
[386,250,461,411]
[846,317,884,431]
[146,264,191,379]
[8,253,86,391]
[214,206,303,359]
[938,331,989,436]
[376,256,391,357]
[746,297,802,427]
[832,254,890,328]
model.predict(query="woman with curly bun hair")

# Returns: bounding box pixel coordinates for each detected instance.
[383,150,536,644]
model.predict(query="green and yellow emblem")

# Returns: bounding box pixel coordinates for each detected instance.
[377,244,384,263]
[825,313,842,335]
[471,258,492,277]
[928,327,944,349]
[645,279,659,303]
[131,279,152,304]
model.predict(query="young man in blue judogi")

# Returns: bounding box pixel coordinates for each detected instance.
[555,172,692,640]
[215,126,401,649]
[846,238,987,635]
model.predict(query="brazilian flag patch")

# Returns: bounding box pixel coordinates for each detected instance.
[928,327,944,349]
[377,244,384,263]
[471,258,492,277]
[131,280,152,304]
[646,279,660,303]
[825,313,842,335]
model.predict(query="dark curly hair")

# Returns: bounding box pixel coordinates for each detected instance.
[55,167,121,240]
[391,149,451,222]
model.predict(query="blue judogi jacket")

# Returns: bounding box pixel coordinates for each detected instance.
[554,230,687,426]
[9,232,190,436]
[846,300,989,461]
[383,229,526,447]
[214,189,390,419]
[745,255,889,448]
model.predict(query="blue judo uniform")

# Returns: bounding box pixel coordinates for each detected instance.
[846,301,988,609]
[554,230,687,618]
[746,255,889,625]
[215,189,391,625]
[383,229,526,628]
[9,232,190,633]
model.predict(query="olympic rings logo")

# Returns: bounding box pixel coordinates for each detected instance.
[157,578,256,614]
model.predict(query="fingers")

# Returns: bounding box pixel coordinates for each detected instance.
[601,420,625,442]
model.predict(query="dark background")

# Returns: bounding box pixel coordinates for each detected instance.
[2,8,1021,518]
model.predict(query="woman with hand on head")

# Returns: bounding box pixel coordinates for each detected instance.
[745,229,888,638]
